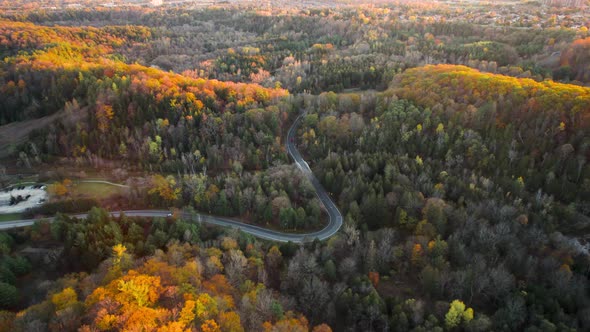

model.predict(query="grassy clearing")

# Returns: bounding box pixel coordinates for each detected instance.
[70,182,122,199]
[0,213,23,222]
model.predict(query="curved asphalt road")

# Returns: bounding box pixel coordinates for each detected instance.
[0,112,343,243]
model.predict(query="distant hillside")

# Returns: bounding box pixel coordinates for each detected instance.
[558,37,590,83]
[392,64,590,132]
[0,20,151,61]
[0,20,289,174]
[0,20,286,124]
[542,0,587,7]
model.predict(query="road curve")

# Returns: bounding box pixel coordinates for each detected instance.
[285,112,343,240]
[0,112,343,243]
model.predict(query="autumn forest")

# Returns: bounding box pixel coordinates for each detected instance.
[0,0,589,331]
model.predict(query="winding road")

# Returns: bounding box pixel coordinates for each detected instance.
[0,112,343,243]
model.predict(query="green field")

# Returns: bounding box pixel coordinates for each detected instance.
[70,181,123,199]
[0,213,23,222]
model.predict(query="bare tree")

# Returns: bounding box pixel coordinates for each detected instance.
[224,249,248,287]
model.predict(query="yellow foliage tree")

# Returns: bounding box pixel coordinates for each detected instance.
[263,313,309,332]
[218,311,244,332]
[112,244,127,266]
[123,306,169,331]
[445,300,474,329]
[415,155,423,166]
[48,178,74,198]
[201,320,221,332]
[51,287,78,311]
[156,321,188,332]
[94,309,118,331]
[179,300,197,327]
[116,272,162,307]
[95,103,115,133]
[95,103,114,133]
[149,174,181,203]
[196,293,219,322]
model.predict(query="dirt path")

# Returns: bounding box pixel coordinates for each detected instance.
[0,108,87,159]
[0,111,63,159]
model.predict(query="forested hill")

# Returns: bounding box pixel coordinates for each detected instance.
[0,19,287,124]
[390,65,589,203]
[392,65,590,131]
[0,20,152,59]
[0,20,290,171]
